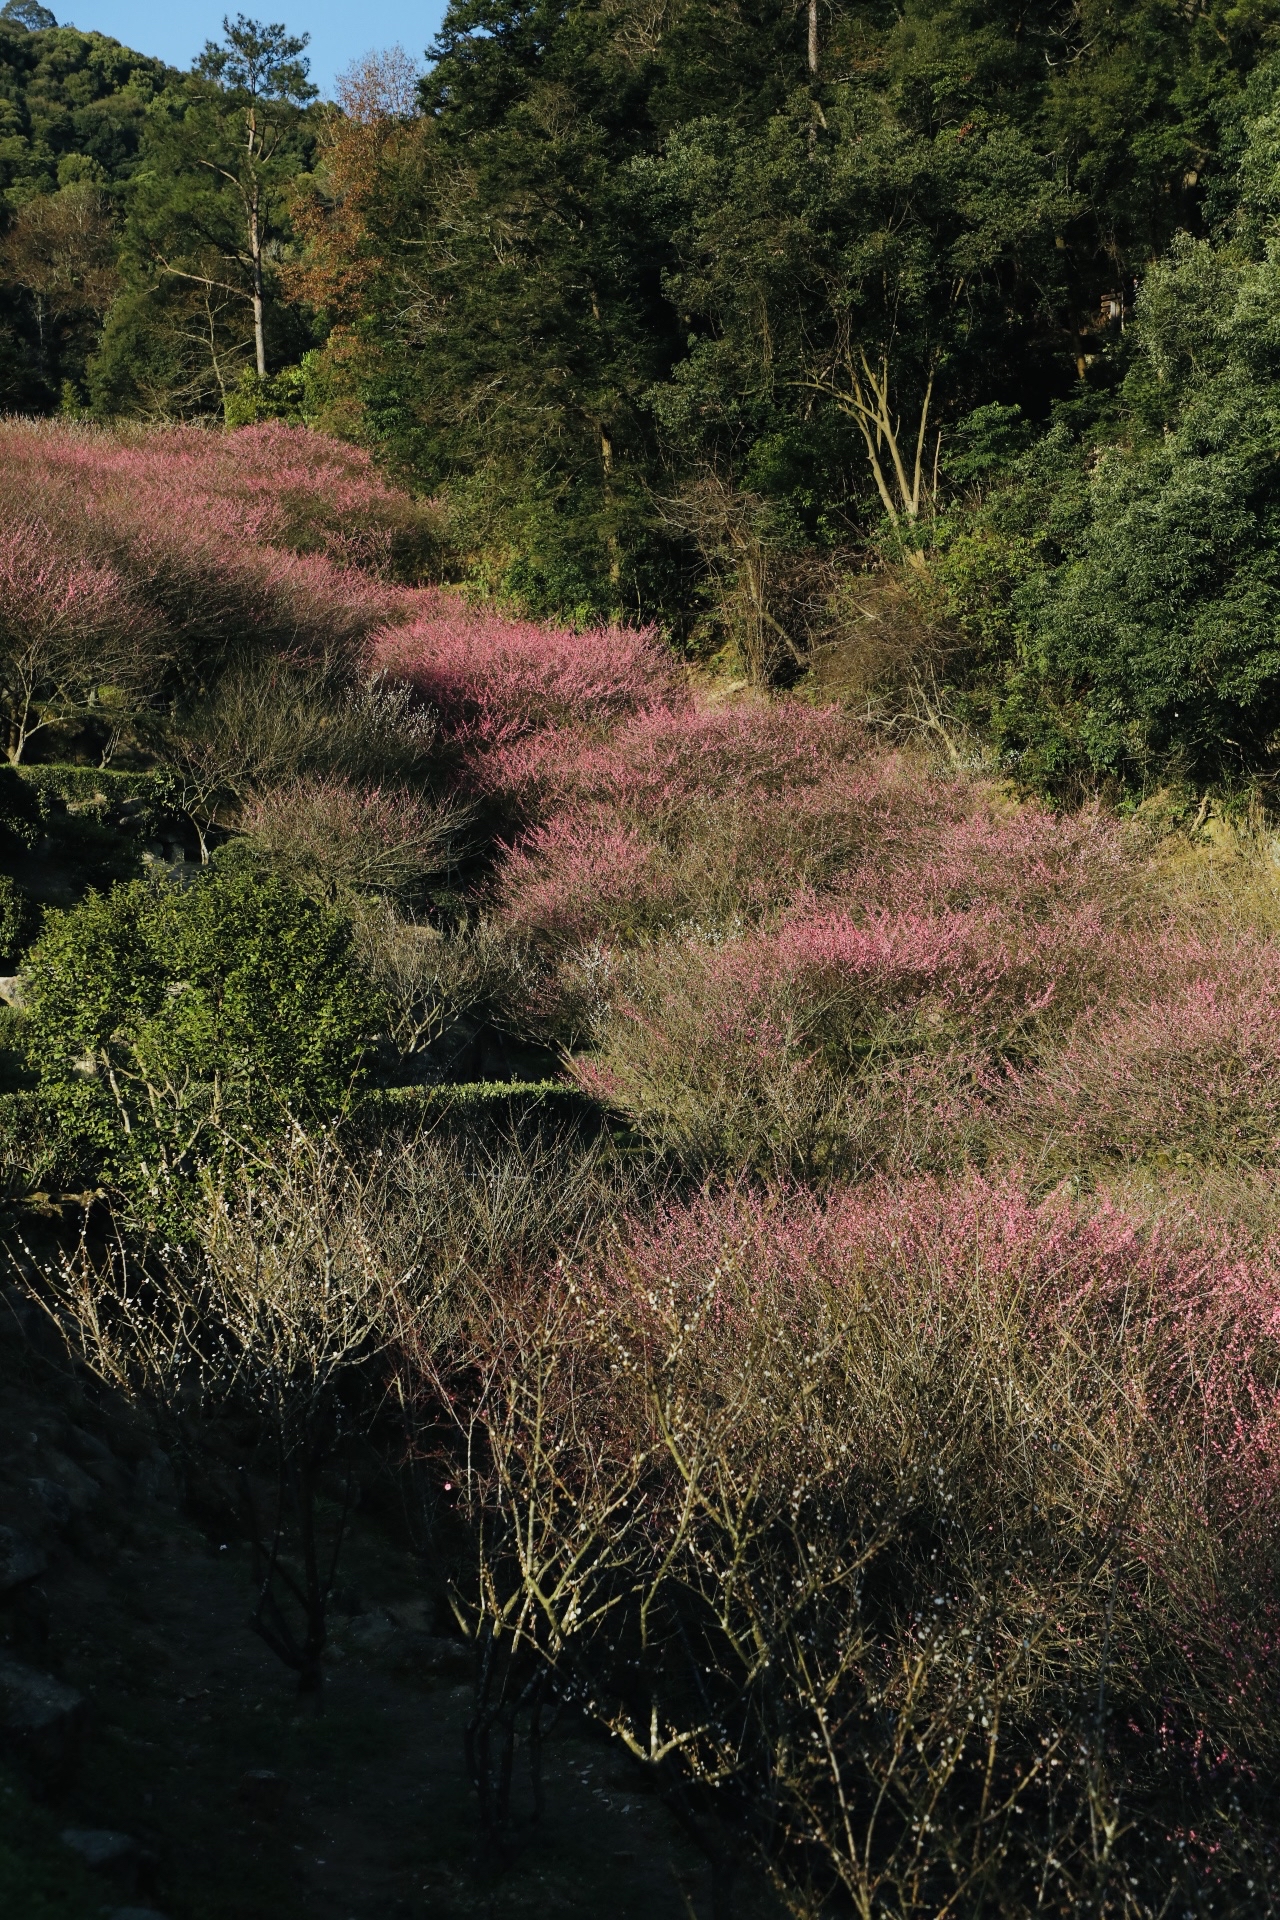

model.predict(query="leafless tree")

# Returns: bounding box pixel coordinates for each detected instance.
[18,1132,410,1697]
[806,340,938,567]
[659,470,842,683]
[0,182,120,356]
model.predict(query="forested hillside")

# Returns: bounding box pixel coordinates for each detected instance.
[11,6,1280,1918]
[7,0,1280,799]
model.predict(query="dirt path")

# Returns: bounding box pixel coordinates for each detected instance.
[0,1322,724,1920]
[52,1530,711,1919]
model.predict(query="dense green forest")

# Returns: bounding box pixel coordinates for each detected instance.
[7,0,1280,798]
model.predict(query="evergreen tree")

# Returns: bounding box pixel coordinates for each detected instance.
[90,15,319,418]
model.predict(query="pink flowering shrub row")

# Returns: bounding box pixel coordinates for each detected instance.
[473,690,1160,1179]
[240,774,466,901]
[370,598,682,747]
[568,896,1125,1174]
[0,417,440,578]
[566,870,1280,1180]
[489,713,964,954]
[0,419,424,696]
[1013,932,1280,1174]
[490,707,1134,951]
[439,1171,1280,1912]
[477,698,871,813]
[437,651,1280,1186]
[0,520,152,659]
[587,1173,1280,1591]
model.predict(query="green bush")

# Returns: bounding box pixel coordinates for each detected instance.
[0,764,42,852]
[16,765,177,836]
[22,853,380,1217]
[0,873,33,960]
[934,88,1280,801]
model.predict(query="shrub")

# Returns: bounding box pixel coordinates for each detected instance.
[484,709,973,1038]
[0,518,158,761]
[373,598,682,748]
[491,754,935,959]
[0,765,41,851]
[436,1177,1280,1916]
[22,856,378,1217]
[0,419,422,748]
[476,695,876,818]
[447,668,1175,1181]
[0,874,34,961]
[568,903,1099,1175]
[29,1133,398,1697]
[483,706,1138,1053]
[1013,933,1280,1176]
[242,775,469,905]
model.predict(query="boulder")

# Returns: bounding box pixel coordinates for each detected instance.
[133,1448,177,1505]
[64,1426,128,1499]
[40,1449,102,1513]
[0,1525,46,1594]
[0,1656,85,1778]
[60,1827,138,1889]
[237,1768,288,1818]
[25,1477,73,1530]
[418,1635,473,1678]
[346,1608,397,1653]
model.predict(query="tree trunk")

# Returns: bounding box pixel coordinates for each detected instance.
[249,190,266,379]
[808,0,818,75]
[247,109,266,378]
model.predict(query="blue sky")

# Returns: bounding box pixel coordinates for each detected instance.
[60,0,449,96]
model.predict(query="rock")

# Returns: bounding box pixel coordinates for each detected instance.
[133,1448,177,1505]
[25,1477,73,1530]
[59,1828,138,1889]
[0,974,25,1008]
[418,1635,472,1678]
[237,1768,288,1818]
[40,1448,102,1513]
[0,1657,86,1778]
[0,1283,36,1343]
[386,1598,432,1632]
[345,1608,397,1652]
[65,1424,115,1470]
[0,1525,46,1594]
[64,1425,128,1497]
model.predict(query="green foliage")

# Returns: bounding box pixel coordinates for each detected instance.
[223,356,313,426]
[0,761,41,850]
[0,19,171,406]
[15,761,174,826]
[0,18,169,206]
[299,0,1280,627]
[0,870,33,956]
[89,61,320,418]
[6,0,1280,780]
[930,68,1280,799]
[23,854,378,1214]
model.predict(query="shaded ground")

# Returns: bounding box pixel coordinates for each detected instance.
[0,1291,747,1920]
